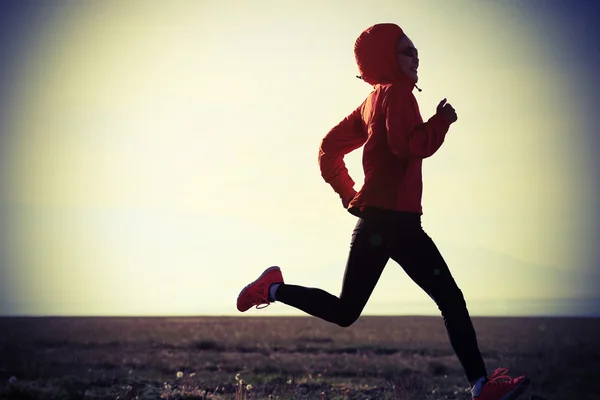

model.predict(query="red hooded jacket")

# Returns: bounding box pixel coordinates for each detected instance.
[318,23,452,215]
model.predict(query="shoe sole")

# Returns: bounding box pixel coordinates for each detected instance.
[500,377,530,400]
[236,266,282,312]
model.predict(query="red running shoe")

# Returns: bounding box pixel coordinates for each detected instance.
[236,266,284,312]
[472,367,530,400]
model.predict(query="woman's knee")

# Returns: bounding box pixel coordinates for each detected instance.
[335,306,362,328]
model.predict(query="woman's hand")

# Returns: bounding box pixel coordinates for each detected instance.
[342,191,357,208]
[436,98,458,124]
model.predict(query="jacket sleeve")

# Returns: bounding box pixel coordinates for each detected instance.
[318,105,367,202]
[385,87,452,159]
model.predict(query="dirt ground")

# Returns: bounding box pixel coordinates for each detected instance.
[1,316,599,399]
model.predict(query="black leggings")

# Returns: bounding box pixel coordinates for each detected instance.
[275,208,487,383]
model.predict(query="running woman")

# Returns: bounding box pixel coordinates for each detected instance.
[236,23,530,400]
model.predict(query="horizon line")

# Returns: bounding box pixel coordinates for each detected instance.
[1,313,599,319]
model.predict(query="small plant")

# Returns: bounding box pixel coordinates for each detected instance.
[162,371,216,399]
[385,374,428,400]
[235,373,252,400]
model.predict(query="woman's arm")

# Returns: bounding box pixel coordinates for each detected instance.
[318,105,367,204]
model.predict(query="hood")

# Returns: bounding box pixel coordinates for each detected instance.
[354,23,412,89]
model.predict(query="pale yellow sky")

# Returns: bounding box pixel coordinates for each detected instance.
[1,0,595,316]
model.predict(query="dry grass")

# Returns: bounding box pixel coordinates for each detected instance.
[0,316,598,399]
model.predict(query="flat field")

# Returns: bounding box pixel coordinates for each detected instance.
[0,316,598,399]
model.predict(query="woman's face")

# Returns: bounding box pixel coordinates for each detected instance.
[396,35,419,83]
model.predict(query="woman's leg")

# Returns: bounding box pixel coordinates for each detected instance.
[275,217,390,327]
[387,217,487,384]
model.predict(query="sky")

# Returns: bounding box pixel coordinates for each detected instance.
[0,0,598,317]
